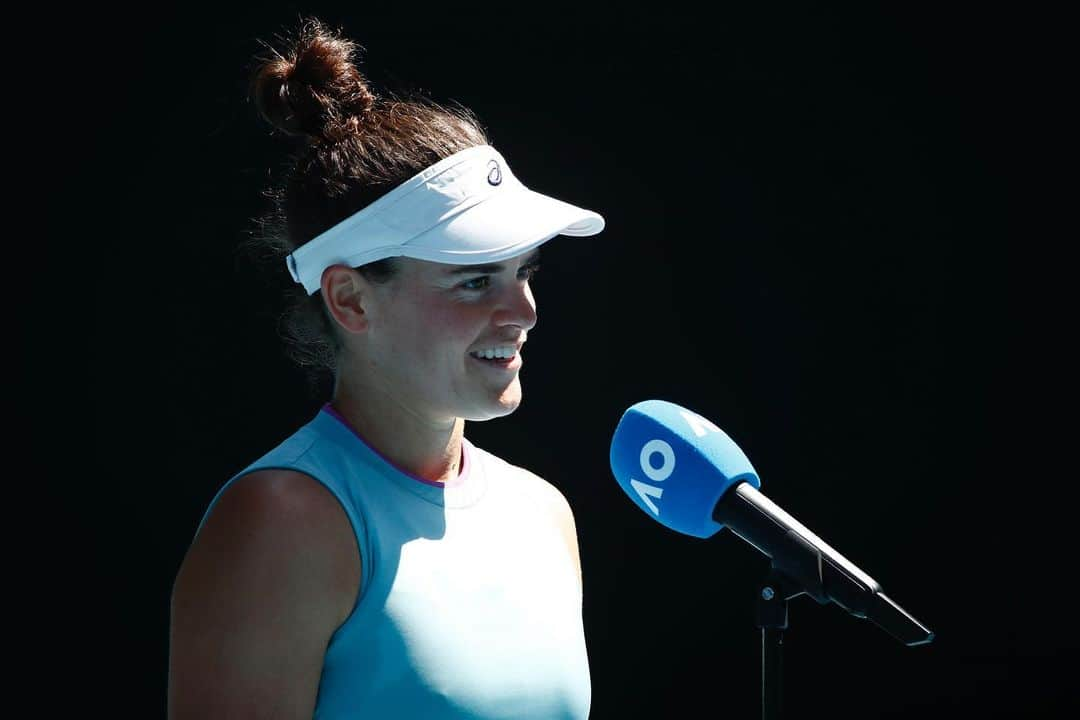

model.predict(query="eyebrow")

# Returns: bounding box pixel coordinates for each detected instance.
[444,249,541,276]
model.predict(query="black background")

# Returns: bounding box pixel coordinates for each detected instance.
[34,1,1073,717]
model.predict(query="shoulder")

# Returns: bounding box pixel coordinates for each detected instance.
[511,465,584,590]
[470,445,579,538]
[169,469,362,717]
[213,468,349,528]
[197,469,353,550]
[479,447,574,519]
[176,468,361,627]
[517,465,575,521]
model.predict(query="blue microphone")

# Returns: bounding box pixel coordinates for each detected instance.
[610,399,934,647]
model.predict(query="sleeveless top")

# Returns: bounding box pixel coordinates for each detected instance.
[195,403,591,719]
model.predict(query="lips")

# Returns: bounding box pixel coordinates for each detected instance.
[475,355,513,365]
[469,350,522,370]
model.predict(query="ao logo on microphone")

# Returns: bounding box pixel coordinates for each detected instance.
[630,410,721,516]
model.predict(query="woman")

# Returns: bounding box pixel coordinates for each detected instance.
[167,16,605,720]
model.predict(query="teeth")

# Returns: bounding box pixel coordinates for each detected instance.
[472,346,516,360]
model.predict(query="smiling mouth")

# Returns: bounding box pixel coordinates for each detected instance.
[468,349,522,370]
[471,353,515,364]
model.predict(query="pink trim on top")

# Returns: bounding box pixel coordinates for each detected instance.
[321,403,470,488]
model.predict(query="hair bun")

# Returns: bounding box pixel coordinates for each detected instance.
[250,17,376,141]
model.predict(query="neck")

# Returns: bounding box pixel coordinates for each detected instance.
[329,377,465,484]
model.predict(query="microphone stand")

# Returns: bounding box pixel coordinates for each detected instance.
[755,566,802,720]
[713,481,935,719]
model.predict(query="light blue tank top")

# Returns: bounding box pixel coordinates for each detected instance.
[195,403,591,719]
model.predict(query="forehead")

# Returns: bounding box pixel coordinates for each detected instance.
[399,248,542,277]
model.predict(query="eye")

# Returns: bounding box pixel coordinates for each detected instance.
[461,276,491,291]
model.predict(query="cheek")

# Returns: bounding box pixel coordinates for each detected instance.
[399,302,483,360]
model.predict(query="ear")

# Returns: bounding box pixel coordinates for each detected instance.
[320,264,370,334]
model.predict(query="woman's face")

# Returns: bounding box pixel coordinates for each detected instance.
[360,249,541,423]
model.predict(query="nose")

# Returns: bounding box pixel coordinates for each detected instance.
[493,279,537,331]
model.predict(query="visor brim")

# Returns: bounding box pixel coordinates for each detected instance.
[399,186,605,265]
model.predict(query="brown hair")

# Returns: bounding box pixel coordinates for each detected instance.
[244,16,489,394]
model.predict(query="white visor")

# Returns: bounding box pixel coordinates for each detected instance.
[286,144,605,294]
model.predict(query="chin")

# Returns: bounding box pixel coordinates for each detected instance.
[466,390,523,422]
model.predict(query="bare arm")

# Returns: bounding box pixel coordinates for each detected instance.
[168,470,361,720]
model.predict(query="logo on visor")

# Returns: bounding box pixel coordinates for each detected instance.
[487,160,502,186]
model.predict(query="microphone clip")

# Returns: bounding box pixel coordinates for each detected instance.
[755,565,806,631]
